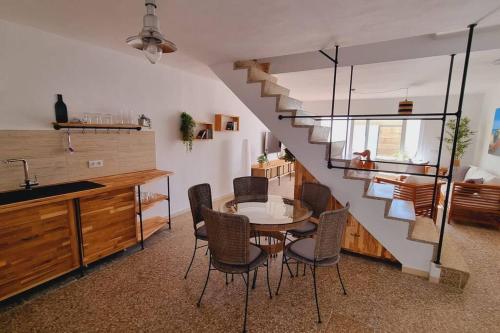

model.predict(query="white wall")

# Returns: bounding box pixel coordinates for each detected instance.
[304,94,485,167]
[0,20,268,214]
[478,84,500,175]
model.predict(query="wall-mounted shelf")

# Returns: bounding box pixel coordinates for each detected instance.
[215,114,240,131]
[194,121,214,140]
[53,122,142,131]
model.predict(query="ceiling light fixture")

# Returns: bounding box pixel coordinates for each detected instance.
[126,0,177,64]
[398,88,413,114]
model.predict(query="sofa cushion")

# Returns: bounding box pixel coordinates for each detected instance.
[486,177,500,185]
[404,175,434,184]
[465,178,484,184]
[465,166,496,183]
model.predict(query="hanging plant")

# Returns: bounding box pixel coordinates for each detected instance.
[180,112,196,152]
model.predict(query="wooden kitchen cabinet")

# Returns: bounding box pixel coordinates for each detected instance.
[79,187,137,264]
[0,200,80,301]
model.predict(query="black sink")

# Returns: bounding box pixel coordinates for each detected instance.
[0,181,105,205]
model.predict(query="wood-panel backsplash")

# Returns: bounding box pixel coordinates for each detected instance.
[0,130,155,191]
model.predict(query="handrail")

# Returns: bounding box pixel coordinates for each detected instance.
[328,164,449,179]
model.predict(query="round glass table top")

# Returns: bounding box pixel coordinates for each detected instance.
[220,195,313,231]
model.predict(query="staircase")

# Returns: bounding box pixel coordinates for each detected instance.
[211,60,469,287]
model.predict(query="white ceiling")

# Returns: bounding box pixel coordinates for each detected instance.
[276,49,500,100]
[0,0,500,66]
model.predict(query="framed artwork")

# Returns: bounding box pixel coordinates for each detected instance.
[488,108,500,156]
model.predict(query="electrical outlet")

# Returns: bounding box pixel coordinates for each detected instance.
[88,160,104,168]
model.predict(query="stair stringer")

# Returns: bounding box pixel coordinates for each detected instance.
[211,62,435,274]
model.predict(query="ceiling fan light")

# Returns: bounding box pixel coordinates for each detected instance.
[126,0,177,64]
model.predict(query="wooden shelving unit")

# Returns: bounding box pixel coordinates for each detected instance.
[53,122,142,131]
[136,193,168,212]
[194,121,214,140]
[215,114,240,132]
[137,216,168,241]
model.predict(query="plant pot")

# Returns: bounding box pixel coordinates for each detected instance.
[453,159,461,167]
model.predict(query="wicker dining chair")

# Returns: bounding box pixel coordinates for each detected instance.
[276,203,350,324]
[288,182,331,239]
[233,176,269,203]
[184,183,213,279]
[197,206,272,333]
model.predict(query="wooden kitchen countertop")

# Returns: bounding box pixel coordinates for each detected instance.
[0,169,173,214]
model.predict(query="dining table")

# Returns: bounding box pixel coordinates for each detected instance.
[220,194,313,255]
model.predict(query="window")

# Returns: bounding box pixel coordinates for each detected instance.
[347,119,421,160]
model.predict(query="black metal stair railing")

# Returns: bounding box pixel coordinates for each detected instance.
[278,24,477,265]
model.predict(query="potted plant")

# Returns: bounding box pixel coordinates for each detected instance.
[180,112,196,152]
[283,148,296,163]
[443,117,475,167]
[257,153,268,167]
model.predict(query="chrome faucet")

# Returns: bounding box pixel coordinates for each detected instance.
[2,159,39,190]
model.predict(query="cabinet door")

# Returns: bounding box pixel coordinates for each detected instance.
[79,187,136,264]
[0,201,79,301]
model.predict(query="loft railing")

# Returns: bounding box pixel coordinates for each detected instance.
[278,24,477,265]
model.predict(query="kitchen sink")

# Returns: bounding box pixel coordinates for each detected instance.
[0,181,105,205]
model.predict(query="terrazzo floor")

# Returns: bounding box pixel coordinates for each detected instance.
[1,176,499,332]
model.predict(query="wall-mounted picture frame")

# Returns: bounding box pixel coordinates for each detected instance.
[488,108,500,156]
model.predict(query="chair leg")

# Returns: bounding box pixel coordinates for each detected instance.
[243,271,250,333]
[312,264,321,323]
[252,267,258,289]
[197,257,212,307]
[303,263,306,276]
[296,261,299,277]
[336,263,347,295]
[276,253,285,295]
[226,273,229,285]
[205,246,209,255]
[184,238,198,279]
[265,258,272,299]
[284,255,294,278]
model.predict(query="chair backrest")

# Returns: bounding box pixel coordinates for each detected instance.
[201,206,251,265]
[233,176,269,203]
[301,182,331,218]
[314,203,350,261]
[188,183,213,229]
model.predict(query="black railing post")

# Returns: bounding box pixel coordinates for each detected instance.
[327,46,339,167]
[435,24,476,265]
[430,54,455,220]
[345,65,354,158]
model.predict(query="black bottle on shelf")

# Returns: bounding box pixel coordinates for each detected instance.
[54,94,68,123]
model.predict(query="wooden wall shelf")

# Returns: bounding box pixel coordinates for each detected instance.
[215,114,240,132]
[194,121,214,140]
[53,122,142,131]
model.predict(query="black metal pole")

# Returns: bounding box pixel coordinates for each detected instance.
[137,185,145,249]
[73,198,85,277]
[345,65,354,158]
[430,54,455,220]
[279,112,451,119]
[328,46,339,167]
[167,176,172,229]
[435,24,476,265]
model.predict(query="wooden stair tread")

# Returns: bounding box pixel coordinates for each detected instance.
[277,95,303,111]
[234,60,270,73]
[409,217,439,244]
[388,199,416,221]
[262,81,290,96]
[248,66,277,83]
[366,182,394,200]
